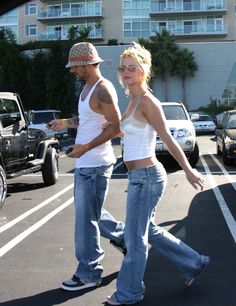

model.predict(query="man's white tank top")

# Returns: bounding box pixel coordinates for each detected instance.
[75,78,116,168]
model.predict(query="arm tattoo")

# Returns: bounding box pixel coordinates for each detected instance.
[98,87,113,105]
[66,116,79,127]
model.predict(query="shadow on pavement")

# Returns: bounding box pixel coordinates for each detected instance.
[0,272,118,306]
[140,184,236,306]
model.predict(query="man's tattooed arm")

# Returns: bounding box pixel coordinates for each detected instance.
[63,116,79,129]
[97,87,113,105]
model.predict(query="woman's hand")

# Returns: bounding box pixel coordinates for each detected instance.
[102,121,112,130]
[185,169,205,191]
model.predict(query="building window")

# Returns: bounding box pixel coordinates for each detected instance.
[25,3,37,15]
[0,9,18,24]
[25,24,37,36]
[123,0,149,17]
[124,18,150,38]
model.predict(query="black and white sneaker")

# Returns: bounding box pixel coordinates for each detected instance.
[61,275,102,291]
[110,240,127,255]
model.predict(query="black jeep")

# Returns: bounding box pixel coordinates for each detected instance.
[0,92,59,209]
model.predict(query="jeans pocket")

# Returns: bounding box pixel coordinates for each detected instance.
[129,177,144,185]
[78,168,94,177]
[100,165,113,178]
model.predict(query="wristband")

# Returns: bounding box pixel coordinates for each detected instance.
[61,119,65,129]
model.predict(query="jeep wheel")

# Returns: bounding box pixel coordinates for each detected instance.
[0,165,7,209]
[42,147,59,185]
[188,142,199,167]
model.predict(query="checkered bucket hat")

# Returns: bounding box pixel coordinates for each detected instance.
[66,42,103,68]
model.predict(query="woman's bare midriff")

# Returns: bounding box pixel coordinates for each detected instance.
[125,156,157,171]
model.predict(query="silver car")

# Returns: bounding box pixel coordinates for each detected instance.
[192,114,216,134]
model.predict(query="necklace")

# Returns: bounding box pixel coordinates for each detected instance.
[81,79,99,101]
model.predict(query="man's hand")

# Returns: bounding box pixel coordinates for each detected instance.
[66,144,90,158]
[48,119,64,132]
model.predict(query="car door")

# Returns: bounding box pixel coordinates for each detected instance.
[0,97,28,171]
[217,113,229,150]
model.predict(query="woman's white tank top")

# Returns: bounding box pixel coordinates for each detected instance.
[75,78,116,168]
[120,100,156,162]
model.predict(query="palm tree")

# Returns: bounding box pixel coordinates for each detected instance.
[78,26,92,42]
[67,26,78,40]
[171,48,198,110]
[148,30,179,101]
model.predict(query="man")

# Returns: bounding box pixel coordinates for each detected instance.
[49,42,125,291]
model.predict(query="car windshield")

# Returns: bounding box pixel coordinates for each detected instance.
[227,114,236,129]
[32,111,61,124]
[162,105,187,120]
[194,115,212,122]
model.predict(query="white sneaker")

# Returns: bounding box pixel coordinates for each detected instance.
[61,275,102,291]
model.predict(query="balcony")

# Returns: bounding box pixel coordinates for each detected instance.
[37,7,103,22]
[38,28,103,41]
[150,1,227,17]
[150,23,227,37]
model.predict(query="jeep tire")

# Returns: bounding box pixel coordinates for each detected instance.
[42,147,59,185]
[0,165,7,209]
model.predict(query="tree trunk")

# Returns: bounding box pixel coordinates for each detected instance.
[162,73,168,101]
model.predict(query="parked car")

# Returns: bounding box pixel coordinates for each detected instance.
[0,92,59,209]
[120,102,200,167]
[216,110,236,165]
[192,114,216,134]
[28,109,68,139]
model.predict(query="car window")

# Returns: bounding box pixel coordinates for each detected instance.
[0,98,21,128]
[162,105,187,120]
[32,111,61,124]
[227,114,236,129]
[194,115,212,122]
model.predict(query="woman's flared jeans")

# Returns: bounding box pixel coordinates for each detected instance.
[115,163,203,304]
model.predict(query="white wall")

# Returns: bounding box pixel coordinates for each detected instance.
[97,42,236,112]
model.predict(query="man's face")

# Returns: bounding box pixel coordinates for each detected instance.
[69,65,88,80]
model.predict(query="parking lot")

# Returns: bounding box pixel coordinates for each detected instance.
[0,135,236,306]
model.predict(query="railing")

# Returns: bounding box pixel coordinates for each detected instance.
[150,22,227,36]
[216,98,236,107]
[150,1,226,14]
[38,6,102,19]
[38,28,103,41]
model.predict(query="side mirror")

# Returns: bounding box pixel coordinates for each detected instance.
[216,124,223,130]
[190,113,199,121]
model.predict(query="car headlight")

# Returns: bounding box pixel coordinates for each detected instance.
[225,136,236,149]
[177,129,193,138]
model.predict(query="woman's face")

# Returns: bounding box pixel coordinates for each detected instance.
[119,56,143,87]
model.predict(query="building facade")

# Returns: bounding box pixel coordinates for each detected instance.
[0,0,235,45]
[0,0,236,110]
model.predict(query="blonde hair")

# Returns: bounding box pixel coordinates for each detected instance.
[118,41,152,95]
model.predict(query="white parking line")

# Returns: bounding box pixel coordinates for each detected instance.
[208,152,236,191]
[0,198,73,257]
[200,155,236,244]
[0,183,73,234]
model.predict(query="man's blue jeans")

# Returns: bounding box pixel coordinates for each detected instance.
[73,164,124,282]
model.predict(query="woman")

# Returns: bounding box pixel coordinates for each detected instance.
[106,42,210,305]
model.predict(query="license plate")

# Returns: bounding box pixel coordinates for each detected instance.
[156,143,163,151]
